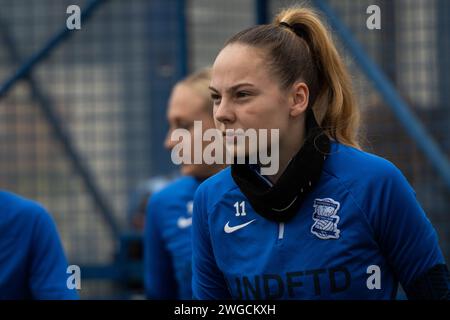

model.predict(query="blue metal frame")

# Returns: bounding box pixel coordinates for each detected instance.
[147,0,188,176]
[255,0,269,24]
[0,0,106,98]
[438,0,450,112]
[313,0,450,191]
[0,0,121,239]
[80,234,144,280]
[176,0,189,78]
[0,0,190,294]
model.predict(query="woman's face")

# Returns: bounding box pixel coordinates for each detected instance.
[210,44,295,159]
[165,83,215,178]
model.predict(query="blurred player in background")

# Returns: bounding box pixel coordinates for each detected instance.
[0,191,78,299]
[144,68,226,299]
[192,6,450,299]
[127,176,171,232]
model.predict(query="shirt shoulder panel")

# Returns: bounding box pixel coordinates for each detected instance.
[194,167,240,215]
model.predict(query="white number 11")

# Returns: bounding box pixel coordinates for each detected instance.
[234,201,246,216]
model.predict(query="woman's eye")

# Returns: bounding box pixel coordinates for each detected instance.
[178,122,192,130]
[236,91,251,98]
[211,94,221,104]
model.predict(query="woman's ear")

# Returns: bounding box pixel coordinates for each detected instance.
[290,82,309,117]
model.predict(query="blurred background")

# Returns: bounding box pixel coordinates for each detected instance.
[0,0,448,299]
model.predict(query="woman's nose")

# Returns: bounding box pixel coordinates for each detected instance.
[214,101,235,125]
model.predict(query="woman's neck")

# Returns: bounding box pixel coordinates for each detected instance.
[266,124,305,184]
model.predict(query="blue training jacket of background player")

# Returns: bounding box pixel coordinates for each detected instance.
[144,175,201,299]
[192,141,445,300]
[0,191,79,300]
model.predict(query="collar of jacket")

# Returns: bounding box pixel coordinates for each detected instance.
[231,109,331,223]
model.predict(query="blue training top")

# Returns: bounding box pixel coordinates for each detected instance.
[144,176,201,299]
[0,191,78,300]
[192,142,445,299]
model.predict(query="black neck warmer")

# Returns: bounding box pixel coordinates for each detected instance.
[231,109,330,222]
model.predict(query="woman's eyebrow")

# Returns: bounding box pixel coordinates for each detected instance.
[209,83,255,93]
[208,86,219,93]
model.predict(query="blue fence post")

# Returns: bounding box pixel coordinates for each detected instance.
[379,0,397,84]
[313,0,450,192]
[176,0,189,78]
[438,0,450,111]
[147,0,188,176]
[255,0,269,24]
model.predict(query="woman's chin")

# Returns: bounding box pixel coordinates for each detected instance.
[225,145,259,163]
[180,164,196,176]
[181,164,211,178]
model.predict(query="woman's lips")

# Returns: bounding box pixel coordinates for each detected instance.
[223,130,244,142]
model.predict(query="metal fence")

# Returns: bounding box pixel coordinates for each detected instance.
[311,0,450,259]
[0,0,448,298]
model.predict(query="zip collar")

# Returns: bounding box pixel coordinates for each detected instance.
[231,109,330,222]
